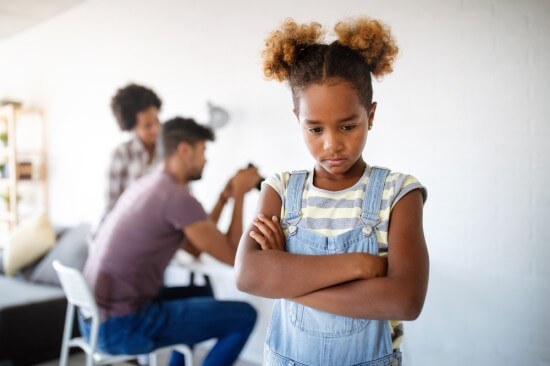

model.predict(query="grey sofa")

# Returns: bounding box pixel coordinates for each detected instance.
[0,224,90,366]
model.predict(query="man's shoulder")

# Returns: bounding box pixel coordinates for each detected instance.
[118,171,187,206]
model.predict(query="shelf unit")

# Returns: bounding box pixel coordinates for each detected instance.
[0,102,47,247]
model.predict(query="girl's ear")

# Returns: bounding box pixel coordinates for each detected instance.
[368,102,377,124]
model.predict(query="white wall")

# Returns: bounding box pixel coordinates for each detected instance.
[1,0,549,364]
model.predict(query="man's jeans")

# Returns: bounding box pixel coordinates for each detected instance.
[79,297,257,366]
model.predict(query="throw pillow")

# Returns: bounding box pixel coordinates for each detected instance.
[2,211,57,276]
[29,223,91,286]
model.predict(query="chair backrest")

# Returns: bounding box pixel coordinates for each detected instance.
[53,260,99,316]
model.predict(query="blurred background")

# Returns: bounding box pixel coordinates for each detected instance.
[0,0,548,365]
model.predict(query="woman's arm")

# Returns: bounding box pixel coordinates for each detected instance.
[291,189,429,320]
[234,185,387,299]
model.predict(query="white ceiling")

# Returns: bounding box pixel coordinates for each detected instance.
[0,0,86,41]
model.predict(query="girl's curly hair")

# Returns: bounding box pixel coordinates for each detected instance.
[262,17,398,110]
[262,19,325,82]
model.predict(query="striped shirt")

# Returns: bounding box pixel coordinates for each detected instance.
[264,165,427,348]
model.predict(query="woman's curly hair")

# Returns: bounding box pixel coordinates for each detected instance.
[111,84,162,131]
[262,17,398,110]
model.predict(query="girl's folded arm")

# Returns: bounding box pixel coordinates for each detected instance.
[235,185,386,299]
[291,189,429,320]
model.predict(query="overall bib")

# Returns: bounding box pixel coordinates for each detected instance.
[264,167,402,366]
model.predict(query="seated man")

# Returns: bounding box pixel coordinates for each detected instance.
[82,117,260,366]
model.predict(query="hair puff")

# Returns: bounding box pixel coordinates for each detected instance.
[262,18,325,82]
[334,17,398,78]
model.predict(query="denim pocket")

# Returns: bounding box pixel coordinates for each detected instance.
[288,301,368,337]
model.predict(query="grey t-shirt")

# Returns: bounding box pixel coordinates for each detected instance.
[84,170,207,317]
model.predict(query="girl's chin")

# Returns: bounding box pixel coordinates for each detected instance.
[318,163,351,175]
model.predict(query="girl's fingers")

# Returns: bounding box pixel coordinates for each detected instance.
[271,216,285,247]
[262,214,285,250]
[249,231,268,250]
[257,215,280,240]
[253,214,287,251]
[258,214,280,236]
[253,218,275,242]
[252,222,277,250]
[257,214,284,247]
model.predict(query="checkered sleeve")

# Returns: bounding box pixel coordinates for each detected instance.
[106,146,128,213]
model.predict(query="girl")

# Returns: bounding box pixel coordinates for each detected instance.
[235,17,429,366]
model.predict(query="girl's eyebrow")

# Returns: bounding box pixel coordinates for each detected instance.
[337,114,358,123]
[304,114,358,125]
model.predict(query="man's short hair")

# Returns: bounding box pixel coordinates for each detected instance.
[160,117,215,158]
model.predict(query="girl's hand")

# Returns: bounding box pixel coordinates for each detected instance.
[249,214,285,251]
[358,254,388,279]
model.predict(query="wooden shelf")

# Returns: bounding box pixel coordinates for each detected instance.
[0,103,47,232]
[0,211,15,222]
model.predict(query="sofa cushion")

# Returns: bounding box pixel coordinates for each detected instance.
[0,276,64,309]
[28,224,90,287]
[2,212,57,276]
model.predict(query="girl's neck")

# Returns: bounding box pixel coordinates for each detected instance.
[313,159,367,191]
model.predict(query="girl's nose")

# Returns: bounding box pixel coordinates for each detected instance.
[323,131,343,153]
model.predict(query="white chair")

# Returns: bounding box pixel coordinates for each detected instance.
[53,260,193,366]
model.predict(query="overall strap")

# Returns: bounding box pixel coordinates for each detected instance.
[284,170,308,223]
[360,167,390,235]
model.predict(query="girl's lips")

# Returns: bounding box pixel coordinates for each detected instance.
[325,158,346,166]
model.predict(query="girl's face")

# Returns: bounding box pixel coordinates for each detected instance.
[135,106,160,148]
[296,79,376,177]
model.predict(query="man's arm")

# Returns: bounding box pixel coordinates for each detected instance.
[182,167,260,266]
[180,238,201,258]
[181,180,232,258]
[235,185,388,299]
[290,190,429,320]
[183,219,238,265]
[210,180,231,224]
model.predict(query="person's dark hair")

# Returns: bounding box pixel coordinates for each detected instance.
[160,117,215,158]
[262,17,398,112]
[110,83,162,131]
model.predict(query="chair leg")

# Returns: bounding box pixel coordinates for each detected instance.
[87,317,103,366]
[148,351,158,366]
[86,351,94,366]
[59,304,75,366]
[173,345,193,366]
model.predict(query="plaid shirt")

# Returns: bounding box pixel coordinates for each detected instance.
[105,135,159,214]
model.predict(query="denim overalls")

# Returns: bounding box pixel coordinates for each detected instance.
[264,167,402,366]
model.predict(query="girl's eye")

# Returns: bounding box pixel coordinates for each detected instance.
[309,127,323,134]
[341,125,357,131]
